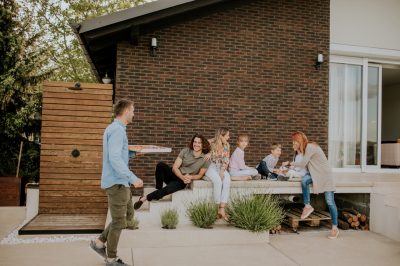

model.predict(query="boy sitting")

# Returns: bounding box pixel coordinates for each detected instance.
[256,143,289,180]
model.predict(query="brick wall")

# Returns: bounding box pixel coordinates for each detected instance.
[116,0,330,186]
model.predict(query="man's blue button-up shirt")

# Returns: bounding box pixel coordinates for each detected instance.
[101,119,138,189]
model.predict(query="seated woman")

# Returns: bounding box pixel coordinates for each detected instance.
[290,131,339,239]
[204,128,231,221]
[133,134,210,210]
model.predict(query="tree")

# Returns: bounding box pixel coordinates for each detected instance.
[22,0,145,82]
[0,0,52,179]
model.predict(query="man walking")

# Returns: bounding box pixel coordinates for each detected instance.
[90,99,143,266]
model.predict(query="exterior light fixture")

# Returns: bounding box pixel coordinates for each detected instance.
[102,73,112,84]
[315,52,324,70]
[150,37,158,56]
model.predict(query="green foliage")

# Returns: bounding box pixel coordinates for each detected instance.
[161,208,179,229]
[21,0,145,82]
[126,217,139,230]
[19,141,40,182]
[0,0,50,181]
[1,0,51,137]
[227,194,285,233]
[186,201,218,229]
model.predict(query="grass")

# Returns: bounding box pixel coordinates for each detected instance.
[186,200,218,229]
[227,194,285,232]
[161,208,179,229]
[126,217,139,230]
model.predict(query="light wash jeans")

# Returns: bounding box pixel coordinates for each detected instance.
[301,174,338,226]
[205,163,231,204]
[229,168,258,177]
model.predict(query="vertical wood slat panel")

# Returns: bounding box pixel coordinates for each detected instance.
[39,81,112,215]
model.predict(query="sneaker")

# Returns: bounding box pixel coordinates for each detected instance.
[277,175,289,181]
[133,197,144,210]
[106,258,131,266]
[89,240,106,260]
[300,206,314,219]
[328,228,340,239]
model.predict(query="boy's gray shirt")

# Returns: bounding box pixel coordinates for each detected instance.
[262,154,279,172]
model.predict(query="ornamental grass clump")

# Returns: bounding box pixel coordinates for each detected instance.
[186,201,218,229]
[161,208,179,229]
[126,217,139,230]
[227,194,284,233]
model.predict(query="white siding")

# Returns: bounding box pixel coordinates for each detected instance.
[331,0,400,51]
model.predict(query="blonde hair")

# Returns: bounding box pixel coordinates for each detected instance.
[236,134,249,146]
[212,127,229,150]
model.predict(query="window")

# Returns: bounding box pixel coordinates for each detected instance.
[329,63,362,168]
[328,56,385,171]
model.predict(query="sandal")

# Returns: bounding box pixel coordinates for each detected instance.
[218,207,229,222]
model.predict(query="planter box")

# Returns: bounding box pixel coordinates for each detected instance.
[0,176,21,206]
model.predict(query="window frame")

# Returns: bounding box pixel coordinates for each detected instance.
[329,55,400,174]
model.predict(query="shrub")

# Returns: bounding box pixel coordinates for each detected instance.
[227,194,284,233]
[126,217,139,230]
[161,208,179,229]
[186,201,217,229]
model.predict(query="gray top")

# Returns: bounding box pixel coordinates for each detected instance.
[178,148,210,175]
[292,143,335,194]
[262,154,279,172]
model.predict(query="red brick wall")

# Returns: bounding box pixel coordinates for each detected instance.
[116,0,330,186]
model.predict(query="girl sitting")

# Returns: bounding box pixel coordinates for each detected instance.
[229,134,261,180]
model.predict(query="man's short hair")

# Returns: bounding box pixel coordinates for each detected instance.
[114,99,134,116]
[270,143,282,151]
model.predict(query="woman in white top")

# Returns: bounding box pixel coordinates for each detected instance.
[287,150,308,179]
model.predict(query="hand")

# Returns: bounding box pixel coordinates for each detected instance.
[282,161,289,166]
[204,153,211,161]
[219,169,225,180]
[133,178,143,188]
[183,174,192,184]
[290,161,295,166]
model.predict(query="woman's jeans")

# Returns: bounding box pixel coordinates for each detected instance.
[301,174,338,226]
[205,163,231,204]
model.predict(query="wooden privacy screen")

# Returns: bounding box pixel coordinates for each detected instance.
[40,81,112,214]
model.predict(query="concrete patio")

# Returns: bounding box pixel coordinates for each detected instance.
[1,207,399,266]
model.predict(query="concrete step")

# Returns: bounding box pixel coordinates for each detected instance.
[118,224,269,248]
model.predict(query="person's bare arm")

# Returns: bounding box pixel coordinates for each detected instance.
[172,157,186,181]
[189,168,207,180]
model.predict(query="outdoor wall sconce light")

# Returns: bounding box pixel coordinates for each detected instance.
[315,52,324,70]
[102,73,112,84]
[150,37,158,56]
